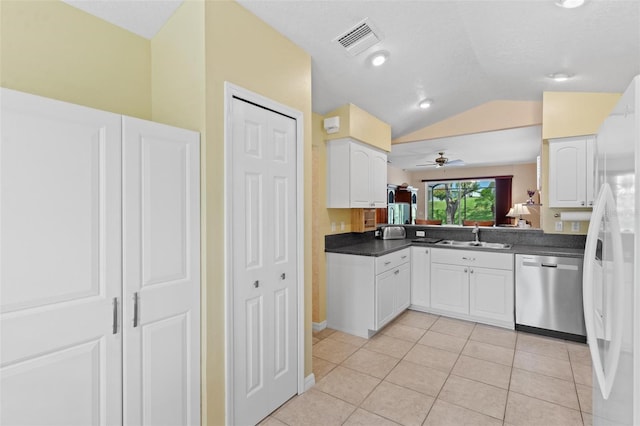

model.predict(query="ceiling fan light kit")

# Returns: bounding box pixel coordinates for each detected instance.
[418,99,433,109]
[556,0,586,9]
[548,72,572,81]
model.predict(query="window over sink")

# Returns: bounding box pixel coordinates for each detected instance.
[423,175,513,225]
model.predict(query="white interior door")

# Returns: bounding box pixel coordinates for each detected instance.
[231,97,298,426]
[122,117,201,426]
[0,89,122,425]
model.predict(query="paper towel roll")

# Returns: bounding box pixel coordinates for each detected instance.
[560,212,592,221]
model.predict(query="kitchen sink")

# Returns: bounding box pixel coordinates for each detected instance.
[436,240,512,249]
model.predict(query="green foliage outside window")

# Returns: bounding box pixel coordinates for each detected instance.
[426,179,496,225]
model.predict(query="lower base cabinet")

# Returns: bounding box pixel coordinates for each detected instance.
[429,248,514,328]
[327,249,410,338]
[410,247,431,310]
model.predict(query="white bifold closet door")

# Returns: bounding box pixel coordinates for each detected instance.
[0,89,200,426]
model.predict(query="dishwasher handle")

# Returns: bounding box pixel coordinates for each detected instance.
[541,263,557,268]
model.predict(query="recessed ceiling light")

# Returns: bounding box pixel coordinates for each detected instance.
[418,99,433,109]
[369,51,389,67]
[548,72,572,82]
[556,0,585,8]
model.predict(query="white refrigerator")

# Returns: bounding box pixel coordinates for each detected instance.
[583,75,639,426]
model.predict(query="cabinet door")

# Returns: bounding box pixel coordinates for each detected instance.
[375,268,397,329]
[469,267,514,323]
[123,117,201,426]
[395,263,411,312]
[549,138,587,208]
[0,89,123,425]
[410,247,431,309]
[431,263,469,314]
[370,150,388,208]
[350,144,372,207]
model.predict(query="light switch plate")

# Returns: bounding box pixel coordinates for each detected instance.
[331,222,336,232]
[571,221,580,232]
[555,221,563,232]
[416,230,426,237]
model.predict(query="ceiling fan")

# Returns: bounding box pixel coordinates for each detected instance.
[416,152,465,168]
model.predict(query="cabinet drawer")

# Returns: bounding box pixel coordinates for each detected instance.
[376,248,410,274]
[431,248,513,270]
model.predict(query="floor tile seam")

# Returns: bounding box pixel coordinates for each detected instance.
[513,346,570,362]
[459,341,515,367]
[510,365,578,385]
[507,388,584,413]
[339,355,401,381]
[311,383,366,413]
[420,323,477,423]
[339,407,401,426]
[468,335,517,350]
[326,336,368,348]
[414,338,467,355]
[566,354,587,422]
[501,338,517,422]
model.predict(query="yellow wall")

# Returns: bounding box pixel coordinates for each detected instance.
[542,92,620,139]
[394,100,542,143]
[3,1,312,424]
[0,0,151,119]
[388,165,412,186]
[324,103,392,151]
[205,2,313,424]
[409,163,540,229]
[540,91,620,233]
[149,0,208,420]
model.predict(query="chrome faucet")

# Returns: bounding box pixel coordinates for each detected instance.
[471,223,480,244]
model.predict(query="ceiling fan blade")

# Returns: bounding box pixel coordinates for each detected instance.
[447,159,465,166]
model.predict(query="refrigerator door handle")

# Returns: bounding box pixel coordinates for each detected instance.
[583,183,625,400]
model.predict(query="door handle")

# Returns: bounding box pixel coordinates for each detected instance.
[112,297,118,334]
[133,292,139,328]
[281,273,286,280]
[254,280,260,288]
[394,269,399,275]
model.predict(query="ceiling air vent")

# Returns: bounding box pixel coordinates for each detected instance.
[334,19,382,56]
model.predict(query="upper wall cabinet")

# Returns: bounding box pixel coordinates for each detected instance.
[326,138,387,208]
[548,135,595,208]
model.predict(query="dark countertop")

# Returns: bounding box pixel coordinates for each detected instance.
[325,238,584,258]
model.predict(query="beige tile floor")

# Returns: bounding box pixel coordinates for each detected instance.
[262,310,593,426]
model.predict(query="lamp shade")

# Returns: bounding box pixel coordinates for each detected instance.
[506,207,516,218]
[512,203,531,216]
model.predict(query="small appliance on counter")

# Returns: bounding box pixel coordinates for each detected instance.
[378,225,406,240]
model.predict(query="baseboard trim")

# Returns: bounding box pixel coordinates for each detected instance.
[312,321,327,332]
[304,373,315,392]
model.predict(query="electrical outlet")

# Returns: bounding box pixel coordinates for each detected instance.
[331,222,336,232]
[571,221,580,232]
[555,221,564,232]
[340,221,345,231]
[416,230,426,237]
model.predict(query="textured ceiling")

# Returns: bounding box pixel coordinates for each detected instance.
[64,0,640,168]
[237,0,640,139]
[62,0,183,39]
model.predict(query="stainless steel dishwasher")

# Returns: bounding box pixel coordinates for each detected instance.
[515,254,586,341]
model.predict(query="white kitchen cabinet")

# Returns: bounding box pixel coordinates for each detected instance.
[410,247,431,310]
[0,89,201,425]
[326,138,387,208]
[431,262,469,314]
[326,248,410,338]
[430,248,514,328]
[469,267,514,323]
[548,135,596,208]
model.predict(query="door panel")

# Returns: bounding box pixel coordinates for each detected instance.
[431,263,469,314]
[122,117,200,426]
[232,98,298,426]
[0,89,122,425]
